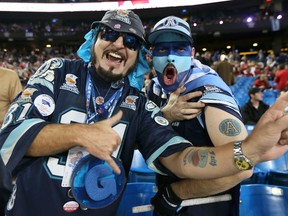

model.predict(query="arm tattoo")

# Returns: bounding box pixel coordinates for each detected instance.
[219,118,241,136]
[183,149,217,168]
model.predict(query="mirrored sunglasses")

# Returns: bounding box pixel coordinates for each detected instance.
[100,26,141,51]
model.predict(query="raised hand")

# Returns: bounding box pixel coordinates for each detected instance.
[243,92,288,164]
[82,111,123,174]
[162,87,205,123]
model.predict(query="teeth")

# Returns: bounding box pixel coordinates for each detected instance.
[109,52,122,59]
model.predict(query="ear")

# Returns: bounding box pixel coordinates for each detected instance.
[191,47,195,58]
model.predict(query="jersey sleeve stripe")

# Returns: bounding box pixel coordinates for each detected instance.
[1,118,45,165]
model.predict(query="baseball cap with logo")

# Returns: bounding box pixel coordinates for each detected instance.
[91,10,146,42]
[148,16,193,45]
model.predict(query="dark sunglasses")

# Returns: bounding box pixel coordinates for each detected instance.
[100,26,141,51]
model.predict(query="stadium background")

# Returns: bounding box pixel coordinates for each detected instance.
[1,1,288,215]
[0,0,287,56]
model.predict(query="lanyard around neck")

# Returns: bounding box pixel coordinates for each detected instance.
[85,72,123,123]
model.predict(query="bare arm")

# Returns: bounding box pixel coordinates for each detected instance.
[160,90,288,179]
[170,105,249,198]
[171,171,252,199]
[27,111,123,174]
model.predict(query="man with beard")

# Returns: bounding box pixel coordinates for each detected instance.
[146,16,249,216]
[1,10,288,216]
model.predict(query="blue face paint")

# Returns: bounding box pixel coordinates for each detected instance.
[152,41,192,92]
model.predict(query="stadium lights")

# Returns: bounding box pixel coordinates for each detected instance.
[0,0,231,12]
[246,17,253,23]
[276,14,282,20]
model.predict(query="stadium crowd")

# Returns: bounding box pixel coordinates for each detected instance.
[0,46,287,90]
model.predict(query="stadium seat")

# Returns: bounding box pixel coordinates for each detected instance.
[253,152,288,185]
[240,184,288,216]
[241,150,288,185]
[241,167,266,185]
[128,149,155,183]
[266,170,288,186]
[116,182,157,216]
[255,151,288,172]
[262,89,278,105]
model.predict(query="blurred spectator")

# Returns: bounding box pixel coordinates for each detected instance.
[142,71,155,95]
[0,67,23,126]
[198,51,213,66]
[255,49,266,65]
[213,54,234,85]
[266,53,277,69]
[241,87,270,125]
[254,62,264,76]
[212,50,220,62]
[232,60,242,77]
[253,74,271,90]
[273,64,288,91]
[264,66,275,80]
[276,52,288,65]
[239,55,251,76]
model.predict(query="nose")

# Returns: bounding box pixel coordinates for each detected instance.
[113,36,125,48]
[167,54,175,63]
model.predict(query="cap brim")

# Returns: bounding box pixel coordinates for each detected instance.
[148,29,193,45]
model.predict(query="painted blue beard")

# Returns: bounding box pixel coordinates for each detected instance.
[153,55,192,92]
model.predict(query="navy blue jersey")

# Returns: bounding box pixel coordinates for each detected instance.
[0,58,191,216]
[147,59,243,216]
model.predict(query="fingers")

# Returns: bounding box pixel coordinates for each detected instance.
[275,114,288,135]
[280,129,288,140]
[105,110,123,126]
[278,139,288,145]
[182,91,203,101]
[181,106,202,114]
[172,86,186,96]
[181,113,200,120]
[104,155,121,175]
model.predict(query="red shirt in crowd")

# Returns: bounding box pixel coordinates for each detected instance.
[274,68,288,90]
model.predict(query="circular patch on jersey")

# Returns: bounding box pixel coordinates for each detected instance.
[71,155,126,209]
[63,201,79,212]
[154,116,169,126]
[34,94,55,116]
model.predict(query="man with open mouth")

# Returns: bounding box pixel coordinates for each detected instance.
[147,16,249,216]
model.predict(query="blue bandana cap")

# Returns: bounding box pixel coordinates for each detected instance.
[128,45,151,90]
[77,27,100,62]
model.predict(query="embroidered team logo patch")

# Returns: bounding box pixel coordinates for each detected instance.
[34,94,55,116]
[120,95,138,111]
[154,116,169,126]
[145,100,158,111]
[18,88,38,102]
[203,85,222,95]
[60,74,80,94]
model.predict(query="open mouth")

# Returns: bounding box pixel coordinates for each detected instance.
[105,51,125,64]
[163,65,177,86]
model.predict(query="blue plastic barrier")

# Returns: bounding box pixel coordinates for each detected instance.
[128,150,155,183]
[240,184,288,216]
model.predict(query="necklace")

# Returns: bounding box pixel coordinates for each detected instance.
[94,83,112,116]
[86,67,124,123]
[94,84,112,105]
